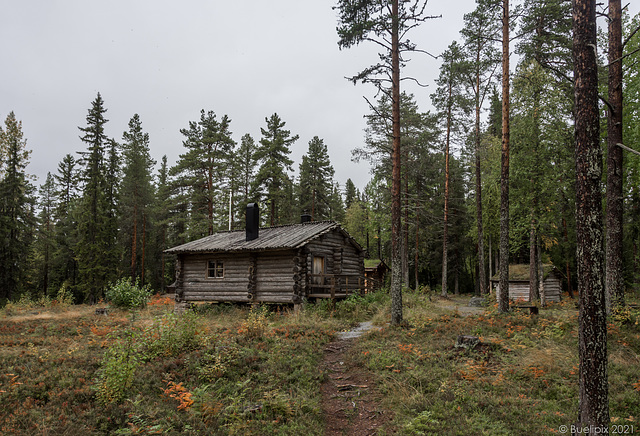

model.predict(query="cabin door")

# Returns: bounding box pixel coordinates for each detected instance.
[312,256,325,285]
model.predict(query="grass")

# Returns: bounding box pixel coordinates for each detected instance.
[0,291,638,435]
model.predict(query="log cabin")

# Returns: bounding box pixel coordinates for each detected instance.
[490,264,563,303]
[165,204,365,309]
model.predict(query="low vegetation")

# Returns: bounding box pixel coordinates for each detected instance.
[0,291,638,435]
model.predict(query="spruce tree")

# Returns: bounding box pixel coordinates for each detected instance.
[120,114,155,283]
[149,155,171,291]
[232,133,258,226]
[298,136,335,220]
[52,154,79,294]
[0,112,36,301]
[33,172,57,296]
[344,179,357,209]
[254,113,298,225]
[76,93,112,303]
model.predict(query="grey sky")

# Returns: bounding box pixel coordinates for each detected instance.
[2,1,637,191]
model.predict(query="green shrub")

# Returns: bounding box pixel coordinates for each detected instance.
[55,282,75,306]
[94,329,141,405]
[106,278,151,309]
[144,311,203,358]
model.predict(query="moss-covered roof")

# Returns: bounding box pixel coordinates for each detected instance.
[364,259,389,270]
[490,264,558,281]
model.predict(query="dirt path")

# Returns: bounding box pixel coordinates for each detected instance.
[319,298,485,435]
[320,324,392,436]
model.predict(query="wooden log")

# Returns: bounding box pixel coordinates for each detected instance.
[184,295,250,302]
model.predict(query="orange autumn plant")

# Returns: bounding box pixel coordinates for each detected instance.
[90,325,113,337]
[162,380,194,411]
[148,295,173,306]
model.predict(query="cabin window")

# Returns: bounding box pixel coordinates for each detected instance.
[207,260,224,278]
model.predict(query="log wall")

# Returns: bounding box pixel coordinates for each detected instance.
[175,228,364,304]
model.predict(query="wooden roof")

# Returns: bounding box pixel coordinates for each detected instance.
[165,221,363,254]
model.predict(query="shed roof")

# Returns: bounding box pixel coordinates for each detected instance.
[364,259,389,271]
[490,264,560,282]
[165,221,362,254]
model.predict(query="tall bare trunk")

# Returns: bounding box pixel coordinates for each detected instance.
[442,75,452,297]
[574,0,609,426]
[141,212,146,285]
[475,45,487,296]
[415,209,420,290]
[390,0,403,325]
[498,0,511,313]
[403,145,410,287]
[606,0,624,311]
[529,219,539,301]
[131,203,137,280]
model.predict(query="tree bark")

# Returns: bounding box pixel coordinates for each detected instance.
[475,44,487,296]
[574,0,609,426]
[442,74,452,297]
[390,0,403,325]
[529,219,539,301]
[498,0,511,313]
[131,203,137,280]
[606,0,624,311]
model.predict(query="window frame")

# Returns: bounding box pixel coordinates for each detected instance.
[206,259,225,279]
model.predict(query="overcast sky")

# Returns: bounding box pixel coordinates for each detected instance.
[2,1,638,192]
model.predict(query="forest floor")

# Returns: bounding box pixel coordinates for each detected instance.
[0,291,639,435]
[319,298,484,435]
[321,324,391,436]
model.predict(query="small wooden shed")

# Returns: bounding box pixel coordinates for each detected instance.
[364,259,389,292]
[490,264,563,303]
[165,205,365,307]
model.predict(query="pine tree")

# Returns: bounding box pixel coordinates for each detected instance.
[498,0,512,313]
[573,0,608,425]
[605,0,624,310]
[76,93,112,303]
[431,41,472,297]
[298,136,335,220]
[336,0,439,324]
[461,0,502,296]
[171,110,235,237]
[120,114,155,283]
[0,112,36,301]
[254,113,298,225]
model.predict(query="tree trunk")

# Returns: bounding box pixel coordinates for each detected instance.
[141,212,146,285]
[537,236,545,306]
[498,0,511,313]
[390,0,403,325]
[529,219,539,301]
[442,76,452,297]
[606,0,624,311]
[131,203,137,280]
[562,215,574,298]
[574,0,609,426]
[403,143,410,288]
[475,45,487,296]
[415,205,420,291]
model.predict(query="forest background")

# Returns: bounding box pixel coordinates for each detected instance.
[1,0,640,306]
